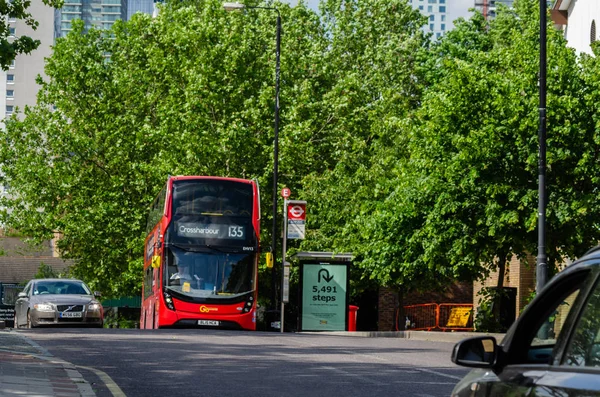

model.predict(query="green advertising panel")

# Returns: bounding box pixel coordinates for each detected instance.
[300,263,348,331]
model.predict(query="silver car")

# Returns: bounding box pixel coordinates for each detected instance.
[14,278,104,328]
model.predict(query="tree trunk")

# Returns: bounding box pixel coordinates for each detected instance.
[491,252,508,331]
[496,253,507,288]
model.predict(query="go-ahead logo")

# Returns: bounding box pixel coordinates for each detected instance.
[199,306,218,313]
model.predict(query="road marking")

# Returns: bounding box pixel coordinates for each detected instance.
[414,367,463,381]
[287,337,464,381]
[76,364,127,397]
[317,366,385,385]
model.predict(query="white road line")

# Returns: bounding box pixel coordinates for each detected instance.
[414,367,463,381]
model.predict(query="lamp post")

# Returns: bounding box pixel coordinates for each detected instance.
[537,0,548,293]
[223,2,281,310]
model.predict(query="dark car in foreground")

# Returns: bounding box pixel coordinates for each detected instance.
[451,246,600,396]
[14,278,104,328]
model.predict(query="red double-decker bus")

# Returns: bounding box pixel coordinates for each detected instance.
[141,176,260,330]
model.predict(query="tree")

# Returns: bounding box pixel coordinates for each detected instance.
[0,0,63,70]
[292,0,429,292]
[0,0,323,298]
[298,0,600,297]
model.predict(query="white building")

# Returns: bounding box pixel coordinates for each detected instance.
[1,2,55,124]
[409,0,473,40]
[474,0,514,19]
[2,1,155,127]
[552,0,600,55]
[55,0,128,38]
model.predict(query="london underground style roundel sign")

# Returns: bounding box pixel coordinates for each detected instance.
[286,200,307,240]
[288,205,305,220]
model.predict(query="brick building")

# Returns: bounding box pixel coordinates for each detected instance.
[0,236,72,285]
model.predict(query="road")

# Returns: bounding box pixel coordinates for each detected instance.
[20,329,468,397]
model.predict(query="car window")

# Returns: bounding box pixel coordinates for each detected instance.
[563,278,600,367]
[531,289,581,347]
[507,271,590,365]
[23,282,32,297]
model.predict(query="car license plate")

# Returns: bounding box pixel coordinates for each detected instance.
[60,312,83,318]
[198,320,219,326]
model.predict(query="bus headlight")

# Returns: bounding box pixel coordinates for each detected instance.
[163,291,175,310]
[242,297,254,313]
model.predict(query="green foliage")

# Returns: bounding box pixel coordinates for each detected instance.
[520,290,536,314]
[0,0,325,299]
[474,287,510,333]
[103,308,139,329]
[0,0,63,70]
[33,263,59,279]
[2,0,600,304]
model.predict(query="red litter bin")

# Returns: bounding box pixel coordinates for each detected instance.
[348,305,359,332]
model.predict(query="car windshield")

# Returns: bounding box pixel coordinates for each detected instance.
[33,281,91,296]
[164,246,254,299]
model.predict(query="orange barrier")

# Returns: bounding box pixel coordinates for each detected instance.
[402,303,438,331]
[397,303,473,332]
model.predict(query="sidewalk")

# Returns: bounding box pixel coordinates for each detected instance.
[0,328,95,397]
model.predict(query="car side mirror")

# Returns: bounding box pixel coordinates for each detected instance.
[94,291,102,298]
[18,292,27,298]
[451,336,498,368]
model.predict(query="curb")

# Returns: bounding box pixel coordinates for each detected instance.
[301,330,506,343]
[0,330,96,397]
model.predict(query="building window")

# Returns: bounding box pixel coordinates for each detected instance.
[441,15,446,21]
[9,60,15,68]
[430,23,434,31]
[6,74,14,83]
[441,23,446,31]
[427,5,432,12]
[428,0,436,3]
[6,105,14,116]
[430,15,435,21]
[436,32,442,39]
[419,5,423,10]
[9,27,15,37]
[6,90,14,98]
[439,6,446,12]
[102,6,121,12]
[592,20,597,45]
[439,0,445,3]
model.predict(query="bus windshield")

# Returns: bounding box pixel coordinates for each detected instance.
[164,245,253,299]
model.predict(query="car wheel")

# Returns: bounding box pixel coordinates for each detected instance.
[26,311,34,328]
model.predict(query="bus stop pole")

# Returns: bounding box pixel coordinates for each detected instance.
[281,199,288,333]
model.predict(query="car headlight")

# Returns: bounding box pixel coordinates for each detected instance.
[34,303,54,312]
[88,302,102,311]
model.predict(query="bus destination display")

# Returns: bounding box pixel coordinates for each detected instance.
[176,223,245,240]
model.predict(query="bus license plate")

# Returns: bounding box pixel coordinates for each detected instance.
[60,312,83,318]
[198,320,219,326]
